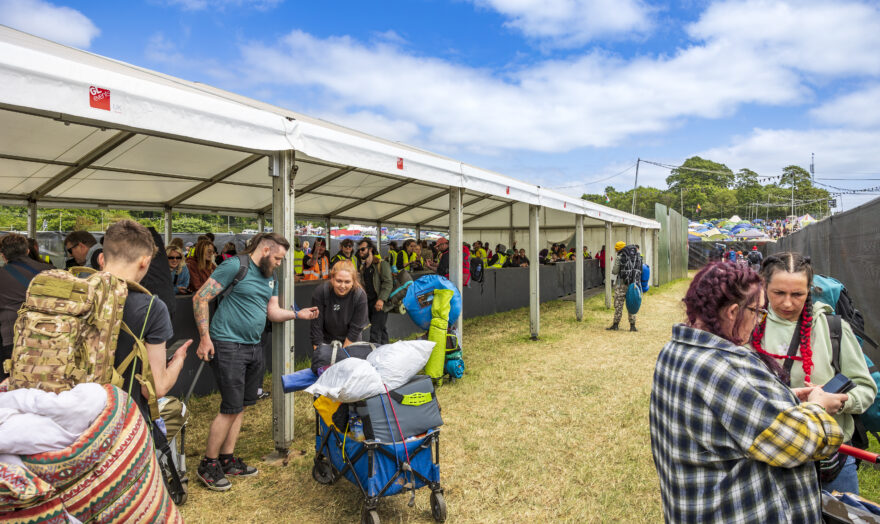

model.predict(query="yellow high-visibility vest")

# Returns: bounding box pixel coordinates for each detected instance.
[490,254,507,268]
[293,249,304,275]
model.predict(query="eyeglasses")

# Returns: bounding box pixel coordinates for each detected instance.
[168,256,182,260]
[358,247,369,252]
[747,306,769,323]
[65,243,78,255]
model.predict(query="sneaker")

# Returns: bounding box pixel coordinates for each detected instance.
[257,390,270,400]
[221,456,259,477]
[197,459,231,491]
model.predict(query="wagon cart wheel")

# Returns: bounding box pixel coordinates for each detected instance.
[430,491,447,522]
[312,459,334,485]
[360,507,380,524]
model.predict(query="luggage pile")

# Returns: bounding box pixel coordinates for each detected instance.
[299,340,447,523]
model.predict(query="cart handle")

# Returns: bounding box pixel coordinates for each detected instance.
[839,444,880,463]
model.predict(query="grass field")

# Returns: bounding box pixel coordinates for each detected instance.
[176,275,880,522]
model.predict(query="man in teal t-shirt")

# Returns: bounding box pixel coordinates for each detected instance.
[192,233,318,492]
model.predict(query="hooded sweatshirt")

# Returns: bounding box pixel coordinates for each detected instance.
[755,300,877,441]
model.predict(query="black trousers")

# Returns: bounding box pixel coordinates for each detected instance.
[368,306,389,345]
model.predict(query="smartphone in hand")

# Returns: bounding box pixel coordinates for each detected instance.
[823,373,855,394]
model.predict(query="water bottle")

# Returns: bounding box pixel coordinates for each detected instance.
[349,414,365,441]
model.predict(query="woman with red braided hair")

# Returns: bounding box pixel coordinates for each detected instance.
[651,262,846,523]
[752,252,876,494]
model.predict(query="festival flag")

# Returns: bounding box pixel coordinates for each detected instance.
[604,193,610,203]
[696,203,702,214]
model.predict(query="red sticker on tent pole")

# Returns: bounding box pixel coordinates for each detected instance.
[506,186,510,195]
[89,86,111,111]
[397,158,404,170]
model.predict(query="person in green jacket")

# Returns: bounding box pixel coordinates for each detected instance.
[750,251,876,495]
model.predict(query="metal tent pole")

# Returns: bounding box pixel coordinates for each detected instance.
[164,207,172,245]
[270,150,295,457]
[575,214,584,322]
[27,200,37,238]
[449,188,464,335]
[605,221,613,308]
[652,229,660,287]
[529,205,540,339]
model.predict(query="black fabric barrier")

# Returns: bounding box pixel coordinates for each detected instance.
[688,241,773,270]
[766,197,880,364]
[167,259,605,398]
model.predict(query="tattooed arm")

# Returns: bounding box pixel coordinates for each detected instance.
[193,277,224,361]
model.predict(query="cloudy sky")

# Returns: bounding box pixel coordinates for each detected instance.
[2,0,880,212]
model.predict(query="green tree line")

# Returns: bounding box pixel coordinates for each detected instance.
[582,157,834,221]
[0,207,268,234]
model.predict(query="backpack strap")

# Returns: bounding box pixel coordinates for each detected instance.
[69,266,96,276]
[3,261,39,287]
[116,295,161,422]
[827,314,843,374]
[782,317,805,376]
[217,254,250,302]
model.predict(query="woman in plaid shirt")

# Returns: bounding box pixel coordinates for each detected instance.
[650,262,847,523]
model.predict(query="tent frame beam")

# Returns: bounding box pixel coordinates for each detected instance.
[327,179,411,217]
[166,154,264,207]
[379,188,448,222]
[28,130,136,200]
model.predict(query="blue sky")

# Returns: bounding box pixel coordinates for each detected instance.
[2,0,880,213]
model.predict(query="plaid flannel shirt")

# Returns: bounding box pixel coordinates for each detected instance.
[650,324,843,523]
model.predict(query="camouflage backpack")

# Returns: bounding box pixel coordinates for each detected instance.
[3,268,160,420]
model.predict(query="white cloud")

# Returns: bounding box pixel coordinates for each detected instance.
[163,0,282,11]
[700,127,880,211]
[811,85,880,128]
[315,110,421,145]
[0,0,99,48]
[688,0,880,76]
[470,0,653,47]
[238,29,803,152]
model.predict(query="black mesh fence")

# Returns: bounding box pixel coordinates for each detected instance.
[766,196,880,357]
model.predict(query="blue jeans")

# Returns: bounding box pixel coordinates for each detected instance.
[822,455,860,495]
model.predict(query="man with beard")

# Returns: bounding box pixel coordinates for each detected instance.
[357,238,393,344]
[193,232,318,492]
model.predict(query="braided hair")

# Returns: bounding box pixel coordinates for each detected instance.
[751,252,815,382]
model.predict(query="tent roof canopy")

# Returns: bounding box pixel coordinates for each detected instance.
[0,26,658,231]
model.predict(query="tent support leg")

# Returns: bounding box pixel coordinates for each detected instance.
[626,225,633,245]
[509,205,515,249]
[529,205,540,339]
[415,225,421,242]
[164,207,172,245]
[269,150,295,458]
[605,221,613,308]
[575,214,584,322]
[449,188,463,337]
[27,200,37,238]
[258,213,265,234]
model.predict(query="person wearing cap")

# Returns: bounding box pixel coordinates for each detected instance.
[330,238,357,270]
[607,241,637,331]
[747,245,763,272]
[434,237,450,277]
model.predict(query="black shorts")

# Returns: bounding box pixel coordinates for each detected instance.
[209,340,263,415]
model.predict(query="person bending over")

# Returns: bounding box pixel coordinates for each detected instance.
[193,232,318,492]
[310,260,368,349]
[651,262,846,523]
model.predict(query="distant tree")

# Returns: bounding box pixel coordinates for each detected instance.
[781,165,812,190]
[666,156,735,190]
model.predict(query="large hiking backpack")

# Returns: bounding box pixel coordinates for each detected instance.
[3,268,161,421]
[747,250,762,265]
[813,274,880,446]
[617,245,643,286]
[469,257,484,284]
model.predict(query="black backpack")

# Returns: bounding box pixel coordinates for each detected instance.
[470,257,484,284]
[618,245,642,285]
[747,250,762,264]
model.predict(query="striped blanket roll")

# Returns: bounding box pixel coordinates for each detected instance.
[0,384,183,523]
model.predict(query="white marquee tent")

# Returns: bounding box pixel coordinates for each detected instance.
[0,26,661,453]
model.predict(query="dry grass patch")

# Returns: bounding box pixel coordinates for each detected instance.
[180,278,693,523]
